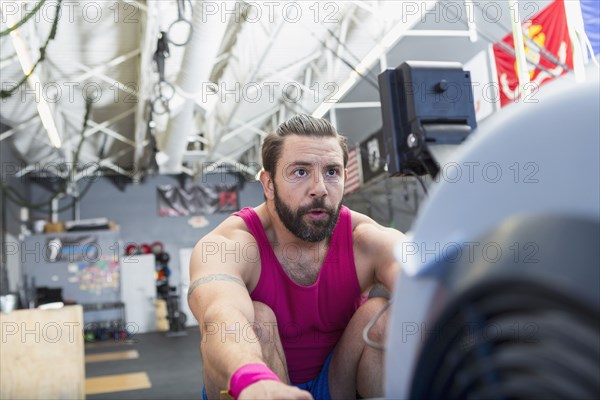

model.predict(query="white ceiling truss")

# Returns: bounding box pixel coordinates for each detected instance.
[0,0,487,185]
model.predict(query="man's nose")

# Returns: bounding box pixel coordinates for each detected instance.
[309,173,327,197]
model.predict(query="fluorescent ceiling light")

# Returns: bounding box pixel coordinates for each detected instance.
[7,15,62,148]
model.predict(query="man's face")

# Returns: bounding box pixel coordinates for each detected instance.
[270,135,346,242]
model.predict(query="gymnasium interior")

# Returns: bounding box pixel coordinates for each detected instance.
[1,1,599,399]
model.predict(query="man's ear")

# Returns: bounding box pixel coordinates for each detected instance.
[259,170,275,200]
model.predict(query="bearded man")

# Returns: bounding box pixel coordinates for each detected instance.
[188,114,407,400]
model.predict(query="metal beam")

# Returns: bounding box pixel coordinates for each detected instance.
[61,107,138,147]
[333,10,353,77]
[71,49,140,83]
[13,111,144,179]
[208,19,287,158]
[402,30,472,37]
[183,150,208,158]
[313,0,438,118]
[331,101,381,109]
[257,52,321,82]
[16,160,67,179]
[0,52,18,70]
[70,107,136,145]
[73,146,136,180]
[71,61,139,98]
[218,106,279,144]
[349,1,376,14]
[211,150,260,176]
[231,117,269,138]
[301,62,314,111]
[0,116,38,142]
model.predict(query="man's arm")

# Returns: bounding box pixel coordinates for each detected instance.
[188,231,312,399]
[188,234,263,390]
[353,216,407,292]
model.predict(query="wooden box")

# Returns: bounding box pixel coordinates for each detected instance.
[0,305,85,399]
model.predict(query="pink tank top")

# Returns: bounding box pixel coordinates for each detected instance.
[233,206,364,383]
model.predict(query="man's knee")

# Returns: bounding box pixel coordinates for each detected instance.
[356,297,389,344]
[252,301,279,345]
[252,301,277,324]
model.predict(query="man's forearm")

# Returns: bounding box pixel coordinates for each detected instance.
[200,306,266,391]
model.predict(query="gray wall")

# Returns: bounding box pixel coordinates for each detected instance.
[343,177,426,233]
[29,174,264,290]
[24,167,421,297]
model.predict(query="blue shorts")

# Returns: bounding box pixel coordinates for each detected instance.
[201,352,332,400]
[294,351,333,400]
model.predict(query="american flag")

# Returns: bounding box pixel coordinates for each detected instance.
[344,145,362,195]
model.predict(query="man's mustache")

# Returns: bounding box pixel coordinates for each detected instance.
[298,199,334,215]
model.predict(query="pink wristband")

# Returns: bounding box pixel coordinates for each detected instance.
[228,363,281,399]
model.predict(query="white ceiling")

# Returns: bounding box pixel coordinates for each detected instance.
[1,0,552,184]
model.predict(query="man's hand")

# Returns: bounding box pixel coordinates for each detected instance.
[238,380,313,400]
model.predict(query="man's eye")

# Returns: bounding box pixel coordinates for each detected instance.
[326,169,337,176]
[294,169,307,177]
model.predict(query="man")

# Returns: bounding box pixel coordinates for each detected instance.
[188,115,407,399]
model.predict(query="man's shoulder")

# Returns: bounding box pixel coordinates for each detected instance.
[348,208,405,246]
[190,209,264,278]
[348,209,379,233]
[203,212,255,244]
[201,205,270,245]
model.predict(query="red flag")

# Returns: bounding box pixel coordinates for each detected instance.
[493,0,573,107]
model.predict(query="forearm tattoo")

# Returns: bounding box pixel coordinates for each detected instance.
[187,273,246,299]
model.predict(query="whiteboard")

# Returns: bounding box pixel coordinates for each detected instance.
[120,254,156,333]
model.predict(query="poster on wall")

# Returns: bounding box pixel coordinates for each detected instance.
[157,183,240,216]
[70,256,120,295]
[45,235,99,263]
[359,129,386,184]
[217,190,239,213]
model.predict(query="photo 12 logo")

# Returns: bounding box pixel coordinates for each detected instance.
[1,321,81,344]
[1,80,138,105]
[400,240,540,265]
[200,1,340,24]
[199,81,339,105]
[399,1,540,24]
[1,1,141,25]
[400,320,540,344]
[430,161,540,184]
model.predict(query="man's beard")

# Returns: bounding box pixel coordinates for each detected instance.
[273,183,342,243]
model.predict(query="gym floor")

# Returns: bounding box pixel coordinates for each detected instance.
[84,328,204,399]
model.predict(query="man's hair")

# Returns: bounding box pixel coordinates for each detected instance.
[261,114,348,178]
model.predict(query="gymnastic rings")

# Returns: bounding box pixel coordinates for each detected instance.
[167,19,193,46]
[151,96,170,115]
[167,0,193,46]
[151,81,175,115]
[154,80,175,100]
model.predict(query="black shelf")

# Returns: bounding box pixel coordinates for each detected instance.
[82,302,128,342]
